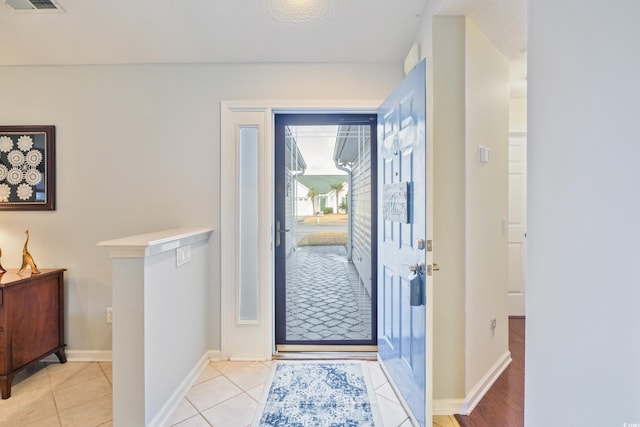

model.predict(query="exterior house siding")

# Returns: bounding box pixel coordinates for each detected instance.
[350,134,373,295]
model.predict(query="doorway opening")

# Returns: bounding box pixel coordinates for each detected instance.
[274,114,377,351]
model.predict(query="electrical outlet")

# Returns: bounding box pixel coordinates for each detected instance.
[106,307,113,324]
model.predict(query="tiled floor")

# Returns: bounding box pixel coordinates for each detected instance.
[1,360,459,427]
[0,361,113,427]
[169,360,413,426]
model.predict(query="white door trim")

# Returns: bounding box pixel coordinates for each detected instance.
[220,100,380,360]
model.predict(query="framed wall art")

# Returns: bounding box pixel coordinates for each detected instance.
[0,126,55,211]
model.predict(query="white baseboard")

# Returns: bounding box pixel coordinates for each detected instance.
[432,351,512,416]
[149,352,211,427]
[42,350,113,363]
[458,351,512,415]
[432,399,465,416]
[208,350,222,361]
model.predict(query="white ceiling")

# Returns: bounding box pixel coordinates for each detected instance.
[0,0,526,67]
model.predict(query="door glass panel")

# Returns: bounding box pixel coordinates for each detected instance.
[238,126,259,322]
[275,115,377,346]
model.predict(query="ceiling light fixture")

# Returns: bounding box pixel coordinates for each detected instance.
[269,0,329,24]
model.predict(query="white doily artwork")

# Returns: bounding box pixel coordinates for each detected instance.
[8,150,25,166]
[6,168,23,185]
[26,149,43,167]
[16,183,33,201]
[24,169,42,186]
[0,130,50,207]
[17,135,34,151]
[0,136,12,153]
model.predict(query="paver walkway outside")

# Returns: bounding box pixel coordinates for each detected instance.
[285,245,372,341]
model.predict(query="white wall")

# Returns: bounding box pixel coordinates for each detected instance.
[0,63,403,354]
[463,17,510,394]
[527,0,640,424]
[432,15,466,401]
[509,98,527,132]
[430,16,510,409]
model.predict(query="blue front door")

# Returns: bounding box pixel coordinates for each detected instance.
[377,59,428,426]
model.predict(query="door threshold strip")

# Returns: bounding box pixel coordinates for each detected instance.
[274,350,378,361]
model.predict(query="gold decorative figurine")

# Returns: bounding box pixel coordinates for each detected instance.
[19,229,40,275]
[0,247,6,273]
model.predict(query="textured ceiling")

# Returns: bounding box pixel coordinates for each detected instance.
[0,0,526,66]
[437,0,527,61]
[0,0,426,65]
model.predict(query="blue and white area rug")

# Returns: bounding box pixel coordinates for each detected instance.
[253,361,382,427]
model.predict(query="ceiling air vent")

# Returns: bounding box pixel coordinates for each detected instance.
[5,0,64,11]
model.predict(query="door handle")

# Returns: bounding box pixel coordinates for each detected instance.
[275,220,290,247]
[408,262,425,274]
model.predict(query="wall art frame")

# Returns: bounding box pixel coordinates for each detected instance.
[0,125,56,211]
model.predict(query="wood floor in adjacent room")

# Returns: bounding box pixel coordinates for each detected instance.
[455,317,525,427]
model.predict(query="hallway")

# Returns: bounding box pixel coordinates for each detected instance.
[455,318,525,427]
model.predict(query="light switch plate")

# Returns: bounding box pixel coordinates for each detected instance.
[479,146,490,163]
[176,245,191,267]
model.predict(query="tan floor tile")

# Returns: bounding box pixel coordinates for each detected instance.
[48,362,105,390]
[99,362,112,377]
[53,375,112,412]
[209,360,249,375]
[0,388,58,427]
[224,361,270,391]
[193,363,222,386]
[99,362,113,385]
[9,368,52,398]
[12,362,49,387]
[246,382,266,402]
[375,381,402,404]
[173,414,211,427]
[21,414,62,427]
[166,398,198,426]
[367,362,389,389]
[201,393,257,427]
[58,394,112,427]
[186,375,242,412]
[377,394,410,427]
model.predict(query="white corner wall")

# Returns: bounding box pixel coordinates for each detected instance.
[527,0,640,424]
[0,62,403,355]
[431,16,510,412]
[432,15,466,402]
[463,17,510,396]
[100,228,213,426]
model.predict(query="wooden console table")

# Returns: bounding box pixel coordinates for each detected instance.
[0,268,67,399]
